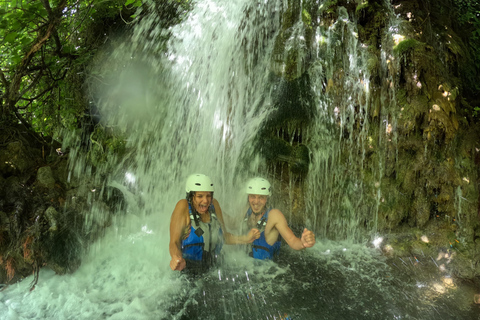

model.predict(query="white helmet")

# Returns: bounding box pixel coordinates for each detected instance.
[185,173,214,193]
[245,177,271,196]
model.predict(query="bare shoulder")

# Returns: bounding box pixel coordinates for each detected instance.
[170,199,190,237]
[175,199,188,211]
[172,199,189,219]
[268,208,285,220]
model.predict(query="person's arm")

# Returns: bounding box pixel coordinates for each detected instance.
[224,228,261,244]
[213,199,260,245]
[267,209,316,250]
[169,199,188,271]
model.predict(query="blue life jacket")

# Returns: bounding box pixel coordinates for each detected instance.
[245,208,281,260]
[182,203,223,262]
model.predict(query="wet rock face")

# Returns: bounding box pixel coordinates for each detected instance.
[0,131,123,287]
[0,138,67,284]
[256,0,480,283]
[0,141,37,176]
[36,166,56,189]
[256,73,315,178]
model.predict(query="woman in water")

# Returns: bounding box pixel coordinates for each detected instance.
[243,177,316,260]
[169,173,260,271]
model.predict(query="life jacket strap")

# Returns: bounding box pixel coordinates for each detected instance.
[252,244,272,253]
[183,242,205,249]
[245,208,270,231]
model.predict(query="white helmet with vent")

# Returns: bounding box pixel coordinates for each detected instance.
[245,177,271,196]
[185,174,214,192]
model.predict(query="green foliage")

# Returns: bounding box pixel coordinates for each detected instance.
[86,125,126,167]
[302,9,312,27]
[355,1,369,14]
[474,106,480,117]
[393,39,422,56]
[0,0,135,140]
[320,0,339,14]
[454,0,480,67]
[452,0,480,118]
[455,0,480,25]
[354,1,389,53]
[0,1,46,65]
[125,0,142,7]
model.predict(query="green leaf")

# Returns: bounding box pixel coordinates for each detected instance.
[11,20,22,30]
[0,19,8,29]
[62,44,75,54]
[125,0,142,7]
[11,54,22,64]
[5,32,18,43]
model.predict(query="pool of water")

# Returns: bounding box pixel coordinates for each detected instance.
[2,220,478,320]
[173,242,480,320]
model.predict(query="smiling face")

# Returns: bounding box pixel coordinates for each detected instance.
[192,191,213,214]
[248,194,268,215]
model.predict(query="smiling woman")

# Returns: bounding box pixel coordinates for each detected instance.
[168,173,220,271]
[168,174,260,273]
[243,177,316,260]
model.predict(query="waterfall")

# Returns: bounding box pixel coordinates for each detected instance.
[305,1,406,242]
[68,0,406,246]
[305,5,373,241]
[2,1,302,318]
[2,1,479,319]
[79,0,286,232]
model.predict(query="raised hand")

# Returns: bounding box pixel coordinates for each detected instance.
[301,228,316,248]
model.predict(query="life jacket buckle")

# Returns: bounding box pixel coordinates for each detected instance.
[194,227,204,237]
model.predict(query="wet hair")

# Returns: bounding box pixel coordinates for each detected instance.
[186,191,195,203]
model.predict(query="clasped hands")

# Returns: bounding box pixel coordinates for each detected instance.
[247,228,261,243]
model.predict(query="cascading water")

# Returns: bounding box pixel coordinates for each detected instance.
[1,1,479,319]
[91,0,282,212]
[305,2,404,242]
[305,4,373,241]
